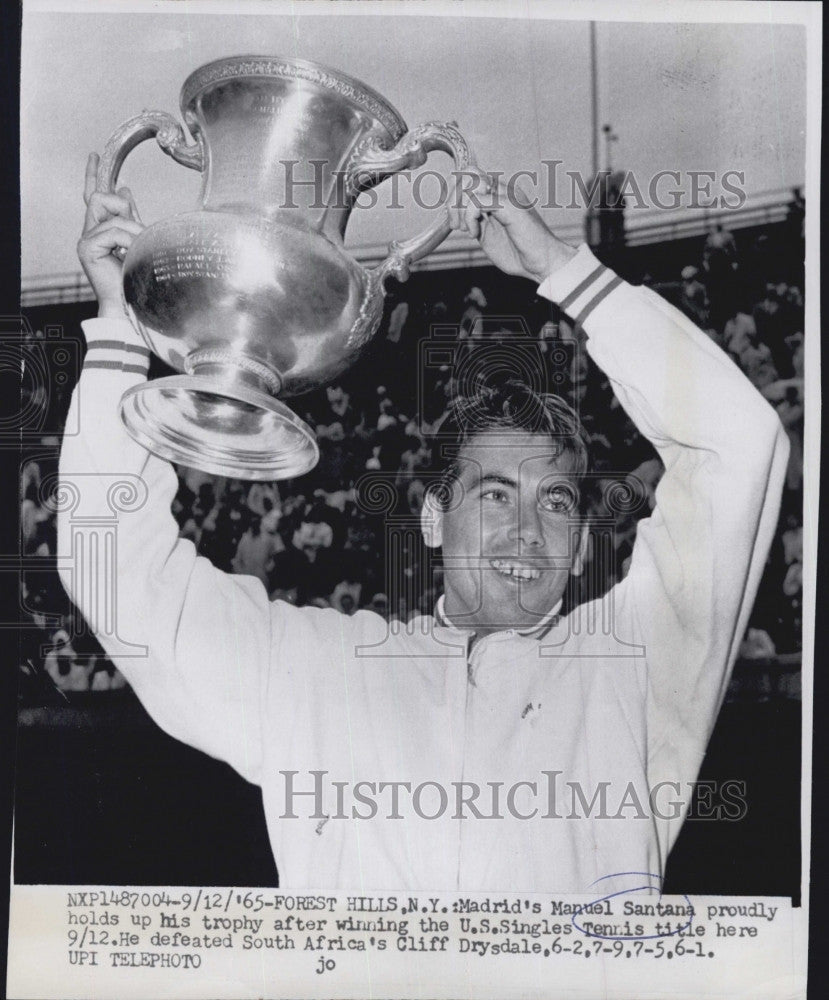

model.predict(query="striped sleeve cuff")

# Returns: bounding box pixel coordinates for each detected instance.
[536,244,624,327]
[82,318,151,377]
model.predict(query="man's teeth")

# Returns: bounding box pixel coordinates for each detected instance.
[491,560,541,580]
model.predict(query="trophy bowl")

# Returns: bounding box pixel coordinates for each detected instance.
[99,55,470,479]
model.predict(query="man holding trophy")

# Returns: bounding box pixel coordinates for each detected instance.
[60,58,788,892]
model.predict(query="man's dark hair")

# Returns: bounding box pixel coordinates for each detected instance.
[427,379,592,515]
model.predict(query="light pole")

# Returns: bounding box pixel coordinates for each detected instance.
[590,22,599,181]
[602,123,619,173]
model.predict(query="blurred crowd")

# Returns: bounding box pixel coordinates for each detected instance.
[673,213,804,673]
[18,205,805,700]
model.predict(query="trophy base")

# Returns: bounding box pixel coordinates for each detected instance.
[119,374,319,481]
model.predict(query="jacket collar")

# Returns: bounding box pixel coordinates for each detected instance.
[433,594,563,640]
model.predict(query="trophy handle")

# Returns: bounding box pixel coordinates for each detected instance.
[97,110,205,259]
[347,121,471,286]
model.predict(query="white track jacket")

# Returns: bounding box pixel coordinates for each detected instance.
[58,245,789,892]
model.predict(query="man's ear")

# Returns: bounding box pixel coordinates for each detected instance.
[570,522,590,577]
[420,487,444,549]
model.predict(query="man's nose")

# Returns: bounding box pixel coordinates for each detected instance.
[508,501,544,548]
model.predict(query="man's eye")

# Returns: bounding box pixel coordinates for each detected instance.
[481,488,509,503]
[540,486,577,512]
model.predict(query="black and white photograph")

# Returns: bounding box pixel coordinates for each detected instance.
[9,1,817,996]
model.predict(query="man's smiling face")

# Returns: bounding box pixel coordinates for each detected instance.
[422,428,587,636]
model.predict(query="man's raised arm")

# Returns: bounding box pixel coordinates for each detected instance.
[56,155,272,784]
[538,246,788,772]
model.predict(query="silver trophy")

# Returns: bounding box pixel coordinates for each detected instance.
[98,55,470,479]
